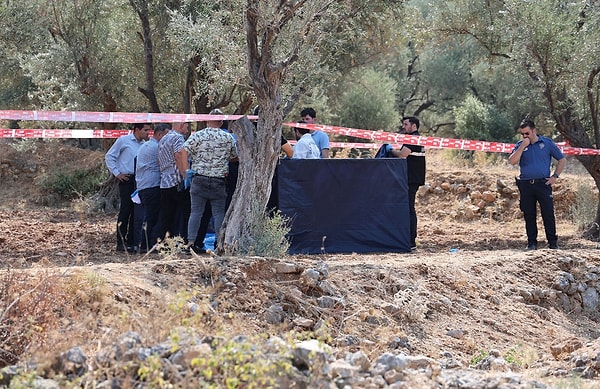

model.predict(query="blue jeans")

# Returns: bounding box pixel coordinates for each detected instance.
[187,176,227,245]
[516,179,558,245]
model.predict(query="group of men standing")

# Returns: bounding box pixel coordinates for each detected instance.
[104,107,330,255]
[105,108,563,255]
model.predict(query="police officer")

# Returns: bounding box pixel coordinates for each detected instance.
[509,119,566,250]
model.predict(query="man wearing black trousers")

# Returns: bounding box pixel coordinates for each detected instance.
[104,123,151,252]
[390,116,426,251]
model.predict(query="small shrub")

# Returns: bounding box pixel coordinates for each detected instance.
[570,183,597,230]
[469,350,489,366]
[38,164,108,200]
[237,203,291,257]
[9,139,38,153]
[0,271,68,367]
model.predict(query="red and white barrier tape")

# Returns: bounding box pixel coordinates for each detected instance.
[0,109,597,155]
[289,122,600,156]
[0,109,250,123]
[0,129,131,139]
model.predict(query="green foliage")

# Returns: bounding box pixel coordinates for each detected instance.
[453,94,512,142]
[336,68,400,131]
[570,183,597,230]
[9,139,38,153]
[469,349,489,366]
[38,164,108,200]
[187,336,294,388]
[237,205,291,257]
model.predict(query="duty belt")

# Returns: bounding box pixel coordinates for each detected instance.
[517,178,547,184]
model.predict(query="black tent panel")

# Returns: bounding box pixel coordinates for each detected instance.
[277,159,411,254]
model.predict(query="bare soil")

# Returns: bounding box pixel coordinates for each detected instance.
[1,141,599,386]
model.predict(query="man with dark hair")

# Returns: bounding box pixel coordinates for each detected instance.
[301,107,329,158]
[104,122,151,252]
[509,119,566,250]
[389,116,426,250]
[292,125,320,159]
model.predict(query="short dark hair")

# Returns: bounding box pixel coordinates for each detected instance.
[132,122,152,130]
[300,108,316,119]
[402,116,420,129]
[519,119,535,129]
[154,123,171,133]
[295,122,310,135]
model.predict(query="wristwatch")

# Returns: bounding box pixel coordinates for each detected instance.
[552,173,559,178]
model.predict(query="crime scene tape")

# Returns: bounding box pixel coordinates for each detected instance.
[0,129,385,149]
[290,122,600,156]
[0,109,248,123]
[0,109,598,155]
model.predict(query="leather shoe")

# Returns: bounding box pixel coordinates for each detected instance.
[526,243,537,250]
[549,243,558,249]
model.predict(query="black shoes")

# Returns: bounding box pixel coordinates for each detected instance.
[526,242,558,250]
[116,245,137,253]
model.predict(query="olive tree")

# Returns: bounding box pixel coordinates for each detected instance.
[426,0,600,239]
[219,0,406,253]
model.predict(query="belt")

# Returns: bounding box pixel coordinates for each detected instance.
[194,174,226,180]
[518,178,547,184]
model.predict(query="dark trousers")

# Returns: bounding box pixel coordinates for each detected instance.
[194,202,213,249]
[408,183,420,247]
[133,203,144,248]
[139,186,161,250]
[516,180,558,245]
[154,186,191,243]
[116,179,136,249]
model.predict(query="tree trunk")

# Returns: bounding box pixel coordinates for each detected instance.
[553,109,600,240]
[219,112,281,253]
[130,0,160,113]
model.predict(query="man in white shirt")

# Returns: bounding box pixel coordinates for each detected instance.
[292,125,320,159]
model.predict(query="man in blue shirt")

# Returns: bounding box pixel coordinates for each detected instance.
[509,119,566,250]
[135,123,169,253]
[301,107,329,158]
[105,123,151,252]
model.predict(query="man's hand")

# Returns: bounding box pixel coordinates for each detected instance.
[117,173,130,182]
[184,169,195,190]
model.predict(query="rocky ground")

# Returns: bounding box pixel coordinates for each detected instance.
[0,141,599,388]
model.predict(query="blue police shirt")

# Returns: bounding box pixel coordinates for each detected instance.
[512,135,564,180]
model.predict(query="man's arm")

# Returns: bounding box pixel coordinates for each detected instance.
[553,157,566,177]
[321,148,330,158]
[390,145,411,158]
[508,139,530,165]
[176,149,189,177]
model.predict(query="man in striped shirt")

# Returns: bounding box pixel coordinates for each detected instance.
[154,122,191,244]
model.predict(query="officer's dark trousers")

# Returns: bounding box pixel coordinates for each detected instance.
[516,180,558,245]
